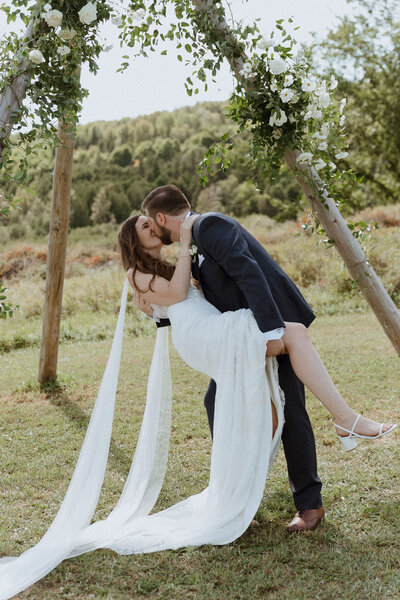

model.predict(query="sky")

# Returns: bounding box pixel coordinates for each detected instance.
[0,0,354,124]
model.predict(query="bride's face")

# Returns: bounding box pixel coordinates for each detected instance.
[135,216,162,251]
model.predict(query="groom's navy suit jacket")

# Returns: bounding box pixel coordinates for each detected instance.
[191,212,322,510]
[191,212,315,332]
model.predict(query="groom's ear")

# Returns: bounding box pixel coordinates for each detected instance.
[156,212,167,226]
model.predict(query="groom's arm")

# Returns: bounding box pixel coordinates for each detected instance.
[198,215,285,334]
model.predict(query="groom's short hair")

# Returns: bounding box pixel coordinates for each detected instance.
[142,184,190,218]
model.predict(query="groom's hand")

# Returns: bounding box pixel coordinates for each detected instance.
[266,339,286,358]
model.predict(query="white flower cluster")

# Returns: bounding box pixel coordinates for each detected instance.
[238,25,349,176]
[29,2,98,66]
[295,74,348,171]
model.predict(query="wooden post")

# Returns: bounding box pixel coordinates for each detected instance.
[285,150,400,354]
[38,118,75,383]
[191,0,400,356]
[0,22,36,156]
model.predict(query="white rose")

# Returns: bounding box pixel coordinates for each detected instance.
[270,81,278,92]
[318,93,330,108]
[129,8,146,21]
[296,152,313,164]
[314,82,327,96]
[111,15,122,26]
[339,98,346,113]
[304,107,322,120]
[240,62,254,77]
[335,151,348,159]
[269,110,287,127]
[279,88,295,103]
[269,58,286,75]
[329,162,337,171]
[301,78,316,92]
[275,111,288,126]
[314,158,326,171]
[330,76,338,90]
[257,37,274,50]
[78,2,97,25]
[57,45,70,56]
[321,122,330,136]
[43,3,52,11]
[29,49,45,64]
[58,28,76,40]
[43,9,63,27]
[283,74,294,87]
[312,108,323,119]
[318,141,328,151]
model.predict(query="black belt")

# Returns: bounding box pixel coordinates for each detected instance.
[156,318,171,328]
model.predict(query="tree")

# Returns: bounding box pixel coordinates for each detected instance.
[312,0,400,207]
[111,145,133,167]
[90,187,115,224]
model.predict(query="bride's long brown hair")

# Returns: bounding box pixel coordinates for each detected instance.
[118,215,175,293]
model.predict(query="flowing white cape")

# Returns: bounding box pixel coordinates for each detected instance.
[0,280,283,599]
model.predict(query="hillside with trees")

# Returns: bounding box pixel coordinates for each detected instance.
[1,101,306,242]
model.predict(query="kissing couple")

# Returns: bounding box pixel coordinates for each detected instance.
[0,185,396,599]
[122,183,396,531]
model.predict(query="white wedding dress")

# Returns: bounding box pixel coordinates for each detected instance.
[0,282,284,599]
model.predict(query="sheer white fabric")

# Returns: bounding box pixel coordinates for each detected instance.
[0,283,284,599]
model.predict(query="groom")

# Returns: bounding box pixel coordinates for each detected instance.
[141,184,325,532]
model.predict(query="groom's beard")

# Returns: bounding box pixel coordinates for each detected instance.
[157,224,173,245]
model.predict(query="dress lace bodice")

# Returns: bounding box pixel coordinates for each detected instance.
[150,303,169,320]
[150,285,204,321]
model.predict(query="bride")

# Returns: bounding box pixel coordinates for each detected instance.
[0,214,396,600]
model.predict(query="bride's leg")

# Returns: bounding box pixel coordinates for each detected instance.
[282,322,394,436]
[271,398,278,437]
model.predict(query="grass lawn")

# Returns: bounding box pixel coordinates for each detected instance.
[0,310,399,600]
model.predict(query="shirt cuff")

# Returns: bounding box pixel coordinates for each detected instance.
[262,327,284,343]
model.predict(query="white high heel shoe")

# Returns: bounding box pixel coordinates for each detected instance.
[335,414,398,451]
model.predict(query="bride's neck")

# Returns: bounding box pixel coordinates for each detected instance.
[146,247,163,260]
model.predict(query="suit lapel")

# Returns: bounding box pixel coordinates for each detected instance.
[191,215,201,280]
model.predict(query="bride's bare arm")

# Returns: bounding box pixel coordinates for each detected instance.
[132,215,197,306]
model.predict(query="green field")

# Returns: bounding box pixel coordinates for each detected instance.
[0,213,399,599]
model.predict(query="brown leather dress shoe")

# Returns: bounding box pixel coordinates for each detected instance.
[286,507,325,533]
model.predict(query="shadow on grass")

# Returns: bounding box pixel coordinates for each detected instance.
[37,379,135,477]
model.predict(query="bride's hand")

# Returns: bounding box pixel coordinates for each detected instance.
[132,288,154,317]
[180,214,199,246]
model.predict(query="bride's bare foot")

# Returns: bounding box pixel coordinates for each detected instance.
[335,414,395,437]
